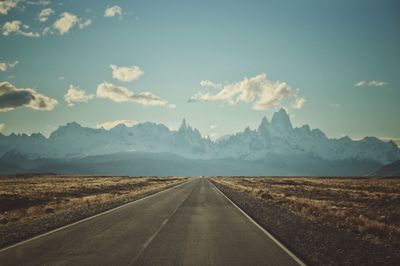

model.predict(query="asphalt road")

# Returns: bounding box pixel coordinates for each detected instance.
[0,177,302,266]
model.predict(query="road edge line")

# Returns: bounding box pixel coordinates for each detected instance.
[208,179,306,266]
[0,178,191,253]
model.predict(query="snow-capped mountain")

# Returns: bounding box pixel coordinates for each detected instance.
[0,109,399,165]
[216,109,399,164]
[0,119,215,160]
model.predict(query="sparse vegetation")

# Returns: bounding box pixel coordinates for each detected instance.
[210,177,400,265]
[0,175,187,248]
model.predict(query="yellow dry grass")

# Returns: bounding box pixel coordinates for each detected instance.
[210,177,400,247]
[0,176,187,224]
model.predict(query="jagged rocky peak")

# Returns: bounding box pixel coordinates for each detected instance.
[178,119,196,132]
[259,116,270,127]
[339,135,352,141]
[65,121,82,128]
[50,121,89,139]
[257,116,269,130]
[113,123,128,130]
[30,132,46,140]
[271,108,292,128]
[361,136,380,143]
[179,118,188,131]
[177,118,203,140]
[311,128,327,139]
[257,116,271,138]
[269,108,294,137]
[295,125,311,138]
[388,140,398,148]
[244,126,252,134]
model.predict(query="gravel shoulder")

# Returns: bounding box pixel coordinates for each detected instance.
[210,178,400,266]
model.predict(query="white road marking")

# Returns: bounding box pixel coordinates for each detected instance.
[208,179,306,266]
[129,185,194,265]
[0,178,192,253]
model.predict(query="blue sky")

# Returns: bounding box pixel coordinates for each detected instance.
[0,0,399,143]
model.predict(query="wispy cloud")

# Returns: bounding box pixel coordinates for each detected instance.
[2,20,21,35]
[96,82,175,108]
[53,12,91,35]
[0,81,57,112]
[330,103,340,108]
[292,97,305,109]
[96,119,138,130]
[26,0,50,6]
[210,124,218,129]
[0,61,18,72]
[64,85,94,106]
[208,132,219,140]
[104,5,122,17]
[200,80,222,89]
[354,80,387,88]
[190,74,305,110]
[38,7,54,22]
[0,0,18,15]
[110,64,143,82]
[2,20,40,37]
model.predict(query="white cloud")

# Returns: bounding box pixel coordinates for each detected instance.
[292,97,305,109]
[368,80,387,87]
[96,82,175,108]
[2,20,21,35]
[0,123,4,132]
[42,26,51,35]
[96,119,138,130]
[190,74,305,110]
[354,80,387,88]
[200,80,222,89]
[110,64,143,82]
[0,61,18,72]
[53,12,91,35]
[0,0,18,15]
[53,12,78,35]
[64,84,94,106]
[330,103,340,108]
[354,81,365,87]
[79,19,91,29]
[104,5,122,17]
[2,20,40,37]
[208,133,219,140]
[210,125,218,129]
[0,81,57,112]
[26,0,50,6]
[38,7,54,22]
[20,30,40,37]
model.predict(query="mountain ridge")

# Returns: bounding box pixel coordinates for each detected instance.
[0,109,399,169]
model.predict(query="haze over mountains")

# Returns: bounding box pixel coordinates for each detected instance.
[1,109,399,176]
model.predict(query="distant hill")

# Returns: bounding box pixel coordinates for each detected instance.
[370,160,400,177]
[0,109,399,176]
[0,151,382,177]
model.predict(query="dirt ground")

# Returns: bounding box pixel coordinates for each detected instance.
[210,176,400,266]
[0,175,187,248]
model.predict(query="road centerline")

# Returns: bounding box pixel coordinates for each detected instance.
[129,182,196,265]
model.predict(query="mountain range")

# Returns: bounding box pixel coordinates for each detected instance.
[1,109,399,176]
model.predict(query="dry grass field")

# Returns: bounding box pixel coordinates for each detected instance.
[0,175,187,247]
[210,177,400,265]
[211,177,400,247]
